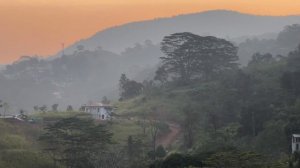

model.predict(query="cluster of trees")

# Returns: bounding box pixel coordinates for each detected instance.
[38,114,171,168]
[0,40,162,110]
[150,148,269,168]
[33,104,74,113]
[0,100,9,116]
[119,74,143,100]
[119,32,239,98]
[39,117,113,168]
[116,31,300,167]
[238,24,300,65]
[152,32,300,145]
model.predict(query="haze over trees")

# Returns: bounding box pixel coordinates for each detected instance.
[0,11,300,111]
[0,27,300,167]
[115,31,300,167]
[119,74,143,100]
[0,41,162,111]
[238,24,300,64]
[60,10,300,56]
[1,10,300,168]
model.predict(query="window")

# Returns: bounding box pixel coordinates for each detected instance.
[297,144,299,151]
[102,115,105,120]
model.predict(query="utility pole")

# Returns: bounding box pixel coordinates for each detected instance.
[0,100,2,116]
[62,43,65,56]
[3,103,8,117]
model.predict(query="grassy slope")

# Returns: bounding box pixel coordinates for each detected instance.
[0,119,53,168]
[31,111,144,146]
[112,87,203,151]
[114,86,198,123]
[0,98,189,168]
[0,111,158,168]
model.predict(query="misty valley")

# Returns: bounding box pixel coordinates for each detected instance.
[1,10,300,168]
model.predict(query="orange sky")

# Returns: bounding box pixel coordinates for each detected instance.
[0,0,300,63]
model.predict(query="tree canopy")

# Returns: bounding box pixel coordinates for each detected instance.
[158,32,238,84]
[39,117,113,168]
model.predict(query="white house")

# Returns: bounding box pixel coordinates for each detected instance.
[292,134,300,153]
[81,102,113,120]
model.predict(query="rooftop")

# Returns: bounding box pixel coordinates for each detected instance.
[82,102,112,107]
[292,134,300,137]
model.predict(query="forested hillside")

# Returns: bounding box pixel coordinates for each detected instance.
[1,28,300,167]
[115,32,300,167]
[1,24,300,112]
[59,10,300,56]
[0,41,162,111]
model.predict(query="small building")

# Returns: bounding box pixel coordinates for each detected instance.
[292,134,300,153]
[81,102,113,120]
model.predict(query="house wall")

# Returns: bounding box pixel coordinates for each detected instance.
[292,136,300,153]
[84,106,111,120]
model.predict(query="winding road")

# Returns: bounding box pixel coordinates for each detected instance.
[157,123,181,148]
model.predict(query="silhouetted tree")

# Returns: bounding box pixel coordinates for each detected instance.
[119,74,143,100]
[248,53,275,66]
[2,102,9,117]
[126,135,145,167]
[119,74,129,94]
[155,145,166,158]
[51,104,59,112]
[183,105,199,149]
[0,100,2,116]
[33,105,39,112]
[154,66,168,85]
[281,46,300,98]
[277,24,300,49]
[66,105,73,112]
[39,105,47,113]
[101,96,110,104]
[160,32,238,83]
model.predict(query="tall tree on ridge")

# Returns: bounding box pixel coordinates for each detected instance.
[159,32,238,84]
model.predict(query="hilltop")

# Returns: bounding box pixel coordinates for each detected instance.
[59,10,300,56]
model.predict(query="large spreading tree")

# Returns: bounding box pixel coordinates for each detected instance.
[158,32,238,83]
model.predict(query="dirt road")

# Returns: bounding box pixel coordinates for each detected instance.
[157,123,181,148]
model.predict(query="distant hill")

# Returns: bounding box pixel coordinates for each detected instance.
[2,10,300,111]
[0,65,5,71]
[238,24,300,64]
[59,10,300,56]
[0,42,162,111]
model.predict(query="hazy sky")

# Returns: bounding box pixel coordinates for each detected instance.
[1,0,300,63]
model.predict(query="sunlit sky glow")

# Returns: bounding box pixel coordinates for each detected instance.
[0,0,300,63]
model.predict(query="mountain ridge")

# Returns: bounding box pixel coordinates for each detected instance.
[57,10,300,56]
